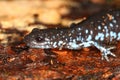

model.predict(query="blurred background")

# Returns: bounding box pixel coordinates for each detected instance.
[0,0,119,28]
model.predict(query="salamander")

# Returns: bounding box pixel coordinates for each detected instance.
[24,9,120,61]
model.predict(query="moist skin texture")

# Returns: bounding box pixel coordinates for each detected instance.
[24,9,120,61]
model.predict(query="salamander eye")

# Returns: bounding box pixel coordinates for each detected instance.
[35,36,45,42]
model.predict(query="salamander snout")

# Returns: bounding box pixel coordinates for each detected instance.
[24,29,54,48]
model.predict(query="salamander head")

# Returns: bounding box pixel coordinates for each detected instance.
[24,28,57,48]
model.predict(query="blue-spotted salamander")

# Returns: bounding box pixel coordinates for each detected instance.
[24,10,120,61]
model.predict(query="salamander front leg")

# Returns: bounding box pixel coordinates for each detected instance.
[68,41,116,61]
[93,42,116,61]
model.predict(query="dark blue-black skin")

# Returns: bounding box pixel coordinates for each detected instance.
[24,10,120,61]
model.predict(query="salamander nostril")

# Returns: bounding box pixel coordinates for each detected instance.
[35,37,45,42]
